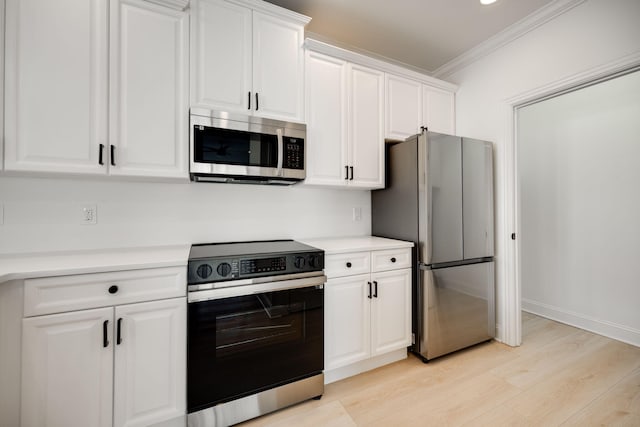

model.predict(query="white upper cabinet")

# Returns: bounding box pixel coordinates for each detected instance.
[3,0,189,179]
[109,0,189,179]
[385,74,422,141]
[4,0,109,175]
[191,0,309,122]
[304,53,384,189]
[349,64,385,188]
[423,85,456,135]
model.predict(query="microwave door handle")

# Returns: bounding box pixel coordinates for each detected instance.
[276,128,284,177]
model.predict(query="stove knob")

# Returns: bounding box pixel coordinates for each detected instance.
[217,262,232,277]
[308,254,321,268]
[294,256,306,269]
[196,264,213,279]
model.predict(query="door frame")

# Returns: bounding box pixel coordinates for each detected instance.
[500,52,640,346]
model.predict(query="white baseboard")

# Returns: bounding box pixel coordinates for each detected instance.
[324,348,408,384]
[522,298,640,348]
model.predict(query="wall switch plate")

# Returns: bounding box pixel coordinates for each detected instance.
[81,205,97,225]
[352,207,362,221]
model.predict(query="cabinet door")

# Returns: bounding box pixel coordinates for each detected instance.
[349,63,385,189]
[113,298,186,427]
[109,0,189,179]
[370,269,411,356]
[303,50,349,186]
[191,0,252,112]
[385,74,422,141]
[21,308,114,427]
[324,275,370,370]
[252,11,305,121]
[423,85,455,135]
[4,0,108,174]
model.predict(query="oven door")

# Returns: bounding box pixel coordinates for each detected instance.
[187,278,324,413]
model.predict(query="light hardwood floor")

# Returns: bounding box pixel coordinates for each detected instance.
[240,312,640,426]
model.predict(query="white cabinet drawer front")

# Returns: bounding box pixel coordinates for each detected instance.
[371,248,412,272]
[324,252,370,278]
[24,267,186,317]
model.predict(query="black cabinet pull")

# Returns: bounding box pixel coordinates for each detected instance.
[345,166,349,180]
[373,281,378,298]
[99,144,104,165]
[390,257,397,263]
[346,262,352,268]
[116,318,123,345]
[248,91,251,110]
[367,281,372,299]
[110,145,116,166]
[349,166,354,180]
[103,320,109,348]
[255,92,259,110]
[108,285,118,294]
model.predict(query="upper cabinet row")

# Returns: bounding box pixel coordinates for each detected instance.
[1,0,456,187]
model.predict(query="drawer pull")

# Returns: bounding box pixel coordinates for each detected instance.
[346,262,352,268]
[391,257,397,263]
[108,285,119,294]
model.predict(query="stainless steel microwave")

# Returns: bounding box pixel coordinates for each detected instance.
[189,109,306,185]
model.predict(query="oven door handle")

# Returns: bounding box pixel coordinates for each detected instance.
[188,275,326,303]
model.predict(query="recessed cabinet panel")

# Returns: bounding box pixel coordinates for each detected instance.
[4,0,108,174]
[371,269,412,356]
[192,0,252,112]
[304,50,348,186]
[21,308,114,427]
[386,74,422,141]
[423,85,455,135]
[110,0,189,178]
[252,11,305,121]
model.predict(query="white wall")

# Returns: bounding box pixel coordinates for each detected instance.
[518,70,640,345]
[447,0,640,343]
[0,176,371,254]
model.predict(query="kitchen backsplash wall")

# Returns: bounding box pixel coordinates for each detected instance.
[0,176,371,254]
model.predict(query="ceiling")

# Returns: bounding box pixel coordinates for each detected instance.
[264,0,555,74]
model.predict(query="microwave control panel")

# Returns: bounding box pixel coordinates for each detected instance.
[283,137,304,170]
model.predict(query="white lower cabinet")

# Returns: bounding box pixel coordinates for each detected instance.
[20,268,186,427]
[322,244,412,376]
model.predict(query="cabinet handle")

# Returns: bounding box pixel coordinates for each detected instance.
[391,257,397,263]
[110,145,116,166]
[345,166,349,180]
[373,281,378,298]
[367,281,372,299]
[248,91,251,110]
[108,285,118,294]
[103,320,109,348]
[116,318,123,345]
[349,166,354,181]
[255,92,259,111]
[99,144,105,165]
[346,262,352,268]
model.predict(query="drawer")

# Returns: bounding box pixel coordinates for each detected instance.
[324,252,370,278]
[24,266,186,317]
[371,248,412,272]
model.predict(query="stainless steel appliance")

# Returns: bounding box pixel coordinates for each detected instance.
[186,240,325,427]
[372,130,495,361]
[190,109,306,185]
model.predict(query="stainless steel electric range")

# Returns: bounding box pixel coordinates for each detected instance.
[186,240,326,427]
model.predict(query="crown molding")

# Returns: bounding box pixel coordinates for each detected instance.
[305,38,458,92]
[226,0,311,25]
[432,0,586,79]
[145,0,190,10]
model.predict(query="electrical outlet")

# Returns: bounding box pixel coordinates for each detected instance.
[352,207,362,221]
[81,205,97,225]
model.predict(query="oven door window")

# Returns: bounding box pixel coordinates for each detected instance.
[193,126,278,167]
[187,286,323,412]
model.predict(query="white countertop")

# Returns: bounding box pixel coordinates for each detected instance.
[301,236,413,254]
[0,244,190,284]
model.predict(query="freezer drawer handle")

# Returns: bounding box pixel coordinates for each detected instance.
[346,262,352,268]
[367,281,372,299]
[390,257,396,263]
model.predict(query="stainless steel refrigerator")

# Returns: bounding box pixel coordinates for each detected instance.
[372,130,495,361]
